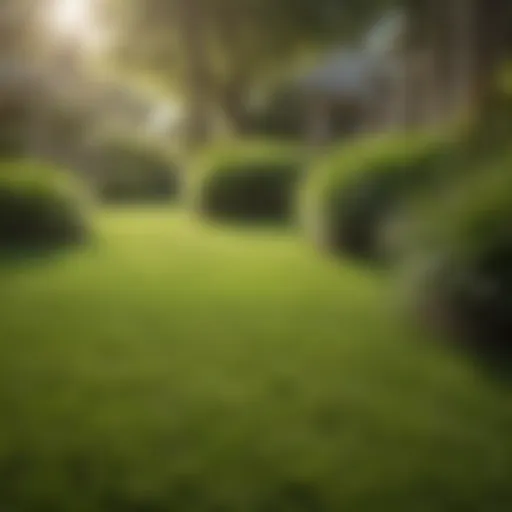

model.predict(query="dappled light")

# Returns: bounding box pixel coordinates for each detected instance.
[45,0,106,52]
[51,0,92,36]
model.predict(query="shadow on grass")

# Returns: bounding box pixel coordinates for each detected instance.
[0,246,66,266]
[0,238,95,273]
[446,321,512,384]
[421,322,512,385]
[402,299,512,386]
[190,209,298,237]
[466,346,512,385]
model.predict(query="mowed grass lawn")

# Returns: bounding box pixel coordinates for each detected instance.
[1,207,512,511]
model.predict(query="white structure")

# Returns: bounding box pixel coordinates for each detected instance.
[296,11,416,143]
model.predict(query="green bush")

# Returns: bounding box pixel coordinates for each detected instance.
[401,161,512,352]
[299,132,453,260]
[88,135,179,203]
[188,141,309,222]
[0,160,91,248]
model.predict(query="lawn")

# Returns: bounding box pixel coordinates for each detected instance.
[1,207,512,511]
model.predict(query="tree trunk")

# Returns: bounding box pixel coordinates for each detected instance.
[450,0,511,114]
[175,0,212,148]
[211,0,252,136]
[405,0,512,125]
[219,79,251,135]
[451,0,475,113]
[403,1,435,127]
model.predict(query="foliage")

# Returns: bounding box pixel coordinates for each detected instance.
[299,132,453,260]
[401,160,512,352]
[87,134,179,203]
[467,86,512,156]
[187,140,309,222]
[105,0,397,141]
[0,160,90,248]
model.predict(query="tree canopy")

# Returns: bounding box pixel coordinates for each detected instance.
[103,0,397,144]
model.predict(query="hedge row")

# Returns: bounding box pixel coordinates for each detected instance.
[0,160,91,249]
[189,128,512,353]
[3,124,509,352]
[298,133,455,259]
[187,141,309,222]
[86,134,179,203]
[400,159,512,352]
[189,134,452,242]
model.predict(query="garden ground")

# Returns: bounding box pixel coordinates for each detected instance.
[1,207,512,511]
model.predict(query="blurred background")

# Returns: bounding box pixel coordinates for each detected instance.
[1,1,512,511]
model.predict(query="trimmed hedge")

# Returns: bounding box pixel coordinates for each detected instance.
[299,132,453,260]
[188,141,309,222]
[88,135,179,203]
[0,160,91,248]
[401,161,512,352]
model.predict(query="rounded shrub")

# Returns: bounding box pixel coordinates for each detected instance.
[0,160,91,248]
[401,162,512,353]
[88,134,179,203]
[299,132,453,260]
[188,141,308,222]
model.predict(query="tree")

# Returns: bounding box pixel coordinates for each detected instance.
[404,0,512,120]
[174,0,212,146]
[105,0,396,146]
[0,0,41,154]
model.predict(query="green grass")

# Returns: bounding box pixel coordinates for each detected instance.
[1,207,512,511]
